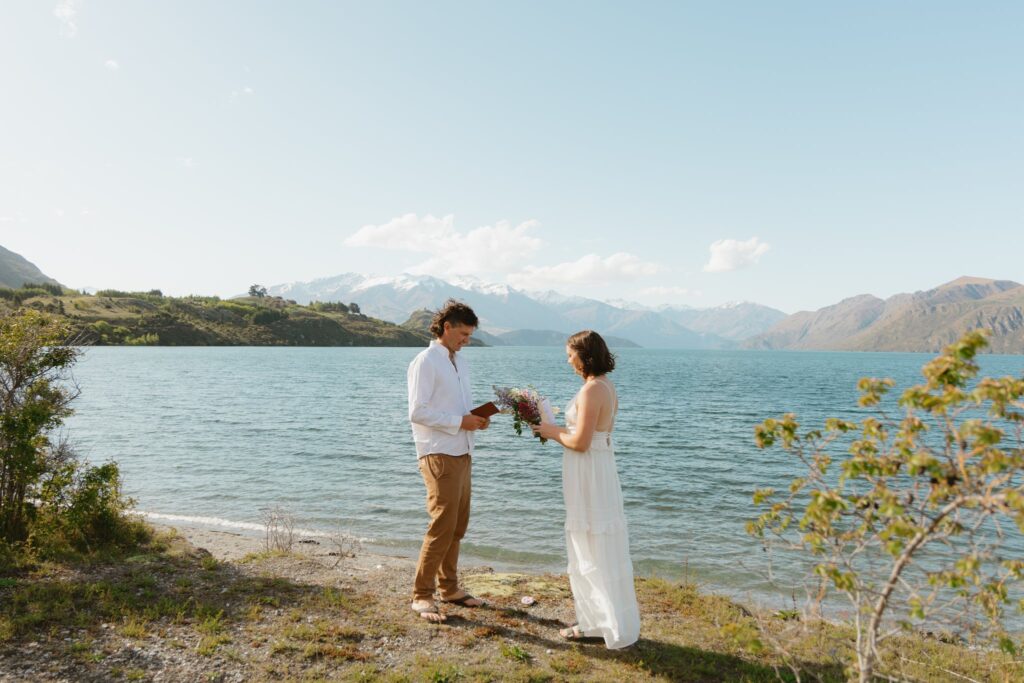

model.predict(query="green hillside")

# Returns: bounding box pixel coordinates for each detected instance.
[0,286,430,347]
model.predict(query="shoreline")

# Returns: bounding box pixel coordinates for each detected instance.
[2,520,1015,682]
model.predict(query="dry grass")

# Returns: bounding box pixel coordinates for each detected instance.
[0,526,1019,682]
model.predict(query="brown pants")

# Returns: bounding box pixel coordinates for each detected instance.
[413,453,471,601]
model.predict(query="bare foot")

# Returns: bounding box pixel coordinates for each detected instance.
[411,600,446,622]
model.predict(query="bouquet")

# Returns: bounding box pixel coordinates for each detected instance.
[493,385,557,444]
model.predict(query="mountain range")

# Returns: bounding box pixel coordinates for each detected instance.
[2,243,1021,353]
[746,276,1024,353]
[267,273,785,349]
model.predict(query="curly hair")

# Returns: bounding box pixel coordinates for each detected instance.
[567,330,616,377]
[429,299,479,338]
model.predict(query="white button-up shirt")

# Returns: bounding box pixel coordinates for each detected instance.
[407,340,474,458]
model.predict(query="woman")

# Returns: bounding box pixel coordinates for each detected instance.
[532,330,641,649]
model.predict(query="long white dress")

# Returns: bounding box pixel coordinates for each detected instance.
[562,385,641,649]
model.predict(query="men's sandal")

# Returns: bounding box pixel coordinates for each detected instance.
[411,602,446,621]
[440,593,486,607]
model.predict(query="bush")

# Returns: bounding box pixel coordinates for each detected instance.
[309,301,350,314]
[24,283,63,297]
[0,310,144,564]
[0,287,54,305]
[749,330,1024,681]
[215,302,258,317]
[250,308,286,325]
[125,333,159,346]
[93,289,164,303]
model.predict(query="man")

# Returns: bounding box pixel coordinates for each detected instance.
[407,299,489,622]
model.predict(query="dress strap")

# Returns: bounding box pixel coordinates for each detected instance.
[594,376,617,433]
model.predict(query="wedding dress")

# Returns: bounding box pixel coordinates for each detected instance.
[562,379,641,649]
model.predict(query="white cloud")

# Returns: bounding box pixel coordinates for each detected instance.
[176,157,197,169]
[344,213,543,278]
[230,86,255,100]
[0,216,13,223]
[53,208,65,218]
[104,59,119,70]
[54,0,79,37]
[703,236,770,273]
[508,252,662,289]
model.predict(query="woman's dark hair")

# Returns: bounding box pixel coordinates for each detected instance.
[567,330,616,377]
[430,299,479,338]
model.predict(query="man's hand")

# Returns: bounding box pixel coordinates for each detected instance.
[461,414,490,431]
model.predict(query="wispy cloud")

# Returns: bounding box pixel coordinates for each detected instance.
[176,157,197,169]
[344,213,543,278]
[104,59,119,70]
[53,0,80,37]
[639,285,699,300]
[703,237,770,273]
[508,252,662,289]
[230,86,255,100]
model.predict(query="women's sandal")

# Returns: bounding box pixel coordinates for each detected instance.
[559,624,603,642]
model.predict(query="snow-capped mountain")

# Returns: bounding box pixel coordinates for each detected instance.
[266,273,782,348]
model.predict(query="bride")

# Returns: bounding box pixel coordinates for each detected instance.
[532,330,641,649]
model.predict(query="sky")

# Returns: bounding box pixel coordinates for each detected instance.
[1,2,1022,314]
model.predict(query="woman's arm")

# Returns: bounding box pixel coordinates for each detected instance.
[532,383,605,452]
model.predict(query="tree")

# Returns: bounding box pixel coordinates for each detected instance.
[748,330,1024,682]
[349,302,360,314]
[0,310,80,541]
[0,310,141,558]
[248,285,268,298]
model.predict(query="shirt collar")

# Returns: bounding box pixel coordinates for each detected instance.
[430,339,455,358]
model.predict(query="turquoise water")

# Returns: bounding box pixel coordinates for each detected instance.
[66,346,1024,601]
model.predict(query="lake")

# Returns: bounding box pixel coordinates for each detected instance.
[65,346,1024,605]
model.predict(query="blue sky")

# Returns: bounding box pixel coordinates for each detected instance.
[1,2,1021,313]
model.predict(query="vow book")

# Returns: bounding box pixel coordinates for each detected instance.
[471,402,499,418]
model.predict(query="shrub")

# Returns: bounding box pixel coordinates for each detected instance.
[215,302,258,317]
[125,333,159,346]
[309,301,350,314]
[250,308,286,325]
[24,283,64,297]
[749,330,1024,681]
[0,310,144,563]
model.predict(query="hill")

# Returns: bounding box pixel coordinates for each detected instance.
[0,288,430,347]
[0,245,61,289]
[747,277,1024,353]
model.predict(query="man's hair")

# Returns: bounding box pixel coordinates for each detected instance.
[430,299,479,338]
[567,330,616,377]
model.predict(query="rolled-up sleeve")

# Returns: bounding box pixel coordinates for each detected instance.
[407,355,462,434]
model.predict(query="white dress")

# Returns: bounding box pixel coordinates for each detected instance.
[562,385,641,649]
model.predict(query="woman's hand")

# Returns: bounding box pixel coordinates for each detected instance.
[531,421,563,441]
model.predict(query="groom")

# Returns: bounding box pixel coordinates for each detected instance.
[407,299,489,622]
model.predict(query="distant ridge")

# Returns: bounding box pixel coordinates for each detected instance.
[267,273,775,348]
[747,277,1024,353]
[0,245,61,289]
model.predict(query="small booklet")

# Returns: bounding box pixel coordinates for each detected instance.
[470,401,500,418]
[539,398,556,424]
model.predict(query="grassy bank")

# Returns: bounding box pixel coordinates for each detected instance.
[0,287,429,347]
[0,524,1018,682]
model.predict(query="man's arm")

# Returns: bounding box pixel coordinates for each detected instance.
[407,356,462,435]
